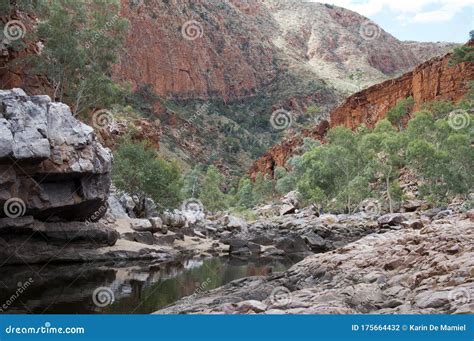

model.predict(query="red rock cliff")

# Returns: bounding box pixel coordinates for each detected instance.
[249,120,329,179]
[113,0,455,102]
[114,0,278,102]
[0,10,48,94]
[250,44,474,178]
[330,43,474,129]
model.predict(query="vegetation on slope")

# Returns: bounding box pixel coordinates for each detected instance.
[113,90,473,215]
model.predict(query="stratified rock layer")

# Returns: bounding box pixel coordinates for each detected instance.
[0,89,112,221]
[330,43,474,129]
[113,0,455,101]
[249,43,473,178]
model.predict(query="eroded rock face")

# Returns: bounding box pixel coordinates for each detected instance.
[114,0,455,102]
[115,0,278,102]
[0,89,112,221]
[249,43,473,178]
[330,42,474,130]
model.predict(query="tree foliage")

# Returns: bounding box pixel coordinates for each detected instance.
[113,138,182,216]
[181,165,204,199]
[296,126,372,213]
[200,166,228,212]
[235,178,256,209]
[252,173,274,203]
[279,97,473,212]
[405,111,473,203]
[449,41,474,65]
[31,0,129,114]
[386,96,414,130]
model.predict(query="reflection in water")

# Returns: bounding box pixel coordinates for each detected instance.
[0,257,296,314]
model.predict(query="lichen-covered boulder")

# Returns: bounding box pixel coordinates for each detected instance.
[0,88,112,221]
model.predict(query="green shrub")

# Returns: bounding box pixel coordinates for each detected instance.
[113,138,182,216]
[200,166,228,212]
[31,0,129,114]
[386,97,414,130]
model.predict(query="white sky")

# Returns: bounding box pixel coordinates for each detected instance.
[308,0,474,42]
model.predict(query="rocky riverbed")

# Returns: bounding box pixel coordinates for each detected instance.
[157,209,474,314]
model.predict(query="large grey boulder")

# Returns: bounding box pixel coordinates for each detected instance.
[279,191,301,215]
[275,234,310,254]
[107,193,129,219]
[223,215,247,231]
[161,210,186,228]
[377,213,408,227]
[0,89,112,221]
[281,191,301,208]
[0,118,13,158]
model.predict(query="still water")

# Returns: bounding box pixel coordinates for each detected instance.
[0,257,296,314]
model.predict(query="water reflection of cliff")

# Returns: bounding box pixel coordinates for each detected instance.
[0,257,293,314]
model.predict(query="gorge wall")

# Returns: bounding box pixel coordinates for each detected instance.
[250,43,474,178]
[330,42,474,130]
[114,0,278,102]
[113,0,455,102]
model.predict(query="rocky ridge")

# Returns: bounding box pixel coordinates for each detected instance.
[330,40,474,130]
[2,2,455,101]
[115,0,456,101]
[263,1,456,92]
[249,41,473,178]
